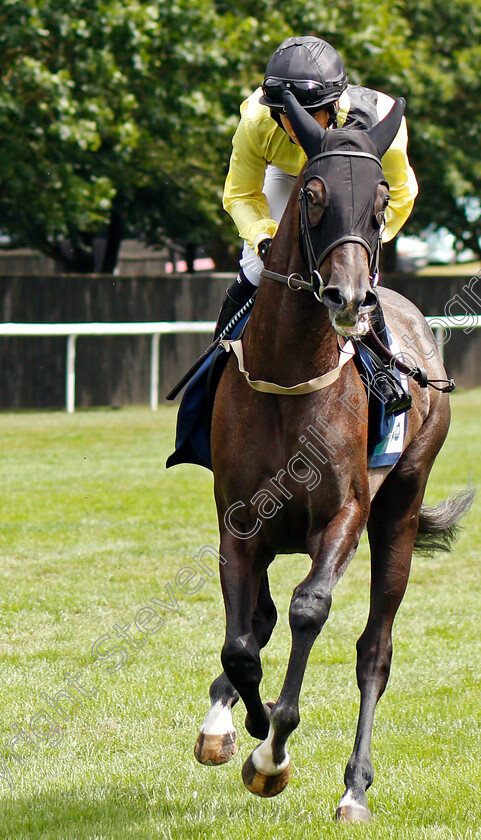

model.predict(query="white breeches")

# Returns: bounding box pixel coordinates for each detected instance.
[240,165,297,286]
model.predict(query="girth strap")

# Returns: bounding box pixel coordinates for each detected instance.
[220,337,355,395]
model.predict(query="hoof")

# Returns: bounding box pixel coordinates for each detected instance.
[242,752,290,797]
[335,803,372,823]
[194,730,238,766]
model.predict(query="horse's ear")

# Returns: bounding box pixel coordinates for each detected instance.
[282,90,325,159]
[367,97,406,159]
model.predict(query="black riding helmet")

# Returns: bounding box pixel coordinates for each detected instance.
[260,36,348,117]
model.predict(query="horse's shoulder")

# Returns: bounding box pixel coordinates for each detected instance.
[378,285,424,319]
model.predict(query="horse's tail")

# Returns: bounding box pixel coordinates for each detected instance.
[413,485,475,556]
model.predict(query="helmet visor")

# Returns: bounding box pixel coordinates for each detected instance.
[262,77,343,110]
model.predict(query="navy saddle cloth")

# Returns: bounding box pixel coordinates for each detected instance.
[166,314,249,471]
[166,317,406,472]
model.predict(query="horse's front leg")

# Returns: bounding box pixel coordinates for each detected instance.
[198,527,273,746]
[194,671,239,766]
[243,500,365,798]
[336,476,423,823]
[220,547,275,738]
[195,570,277,765]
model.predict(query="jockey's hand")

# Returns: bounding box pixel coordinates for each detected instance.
[258,238,272,264]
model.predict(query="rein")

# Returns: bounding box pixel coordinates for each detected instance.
[221,148,381,396]
[365,326,456,393]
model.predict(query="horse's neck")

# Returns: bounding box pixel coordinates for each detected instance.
[244,280,338,383]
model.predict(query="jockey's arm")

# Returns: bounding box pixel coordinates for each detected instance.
[223,91,305,255]
[223,116,279,255]
[380,114,419,241]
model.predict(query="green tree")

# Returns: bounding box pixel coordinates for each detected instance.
[2,0,481,272]
[0,0,249,272]
[0,0,415,273]
[400,0,481,257]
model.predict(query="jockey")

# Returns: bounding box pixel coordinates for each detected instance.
[215,35,418,415]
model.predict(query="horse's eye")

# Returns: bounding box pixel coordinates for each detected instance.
[383,193,390,208]
[303,179,325,226]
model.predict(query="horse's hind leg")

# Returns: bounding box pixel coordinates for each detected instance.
[195,569,277,765]
[337,472,426,822]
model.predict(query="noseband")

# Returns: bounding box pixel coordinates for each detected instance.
[262,148,385,297]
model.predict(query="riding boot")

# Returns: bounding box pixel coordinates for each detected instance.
[367,299,413,416]
[213,270,257,339]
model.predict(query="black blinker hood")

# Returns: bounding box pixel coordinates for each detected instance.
[301,132,387,267]
[282,91,406,268]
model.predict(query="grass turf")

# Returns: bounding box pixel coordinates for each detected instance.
[0,391,479,839]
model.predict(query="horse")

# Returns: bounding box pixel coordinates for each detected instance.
[193,91,473,822]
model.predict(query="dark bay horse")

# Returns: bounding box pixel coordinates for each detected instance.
[194,92,473,821]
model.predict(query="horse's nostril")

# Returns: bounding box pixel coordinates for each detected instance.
[363,291,378,311]
[322,287,347,311]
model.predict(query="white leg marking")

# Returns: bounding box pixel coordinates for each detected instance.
[251,724,290,776]
[200,701,235,736]
[338,790,359,808]
[337,788,371,822]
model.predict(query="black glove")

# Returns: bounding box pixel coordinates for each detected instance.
[258,238,272,264]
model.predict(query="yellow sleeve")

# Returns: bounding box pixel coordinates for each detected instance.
[223,113,279,253]
[222,90,305,253]
[381,114,418,242]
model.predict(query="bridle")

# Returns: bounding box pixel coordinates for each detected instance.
[260,148,455,394]
[262,148,385,299]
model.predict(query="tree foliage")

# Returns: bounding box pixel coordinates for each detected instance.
[0,0,247,270]
[400,0,481,255]
[0,0,480,271]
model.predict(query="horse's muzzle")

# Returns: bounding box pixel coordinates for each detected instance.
[321,285,377,336]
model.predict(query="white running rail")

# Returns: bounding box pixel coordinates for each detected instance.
[0,321,215,412]
[0,315,479,412]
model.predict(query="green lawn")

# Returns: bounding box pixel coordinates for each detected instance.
[0,392,480,840]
